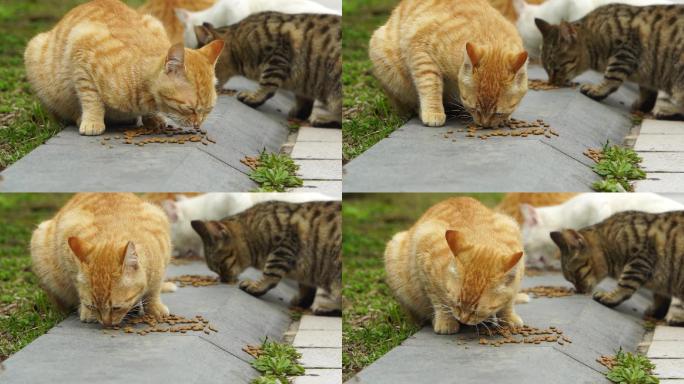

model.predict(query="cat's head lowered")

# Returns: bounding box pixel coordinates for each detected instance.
[535,19,584,85]
[550,229,603,293]
[458,43,529,127]
[191,219,248,283]
[68,236,147,327]
[151,41,224,129]
[441,230,523,325]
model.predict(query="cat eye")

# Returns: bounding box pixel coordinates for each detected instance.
[112,306,123,311]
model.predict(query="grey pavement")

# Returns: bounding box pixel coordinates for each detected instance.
[343,66,639,192]
[635,119,684,192]
[0,261,298,384]
[650,326,684,383]
[293,315,342,384]
[291,127,342,199]
[347,273,652,384]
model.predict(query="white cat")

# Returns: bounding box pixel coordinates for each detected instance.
[514,0,673,59]
[176,0,341,48]
[162,192,335,258]
[521,193,684,269]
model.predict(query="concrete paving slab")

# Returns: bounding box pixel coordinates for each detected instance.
[292,142,342,160]
[291,180,342,198]
[343,66,638,192]
[298,127,342,142]
[635,135,684,152]
[640,119,684,135]
[348,273,650,384]
[300,316,342,331]
[0,262,298,383]
[294,369,342,384]
[654,326,684,341]
[297,160,342,180]
[639,152,684,172]
[662,380,684,383]
[294,330,342,348]
[653,359,684,379]
[299,348,342,368]
[648,342,684,358]
[635,173,684,192]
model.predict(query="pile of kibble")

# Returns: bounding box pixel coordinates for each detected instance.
[597,354,617,369]
[99,125,216,147]
[521,286,575,298]
[477,325,571,347]
[166,274,219,288]
[528,79,578,91]
[584,147,603,163]
[112,314,218,336]
[461,118,559,140]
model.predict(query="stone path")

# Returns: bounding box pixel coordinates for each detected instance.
[649,325,684,384]
[293,315,342,384]
[343,66,639,192]
[634,119,684,192]
[347,273,651,384]
[0,261,298,383]
[291,127,342,199]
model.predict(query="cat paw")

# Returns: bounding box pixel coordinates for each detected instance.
[432,316,460,334]
[665,298,684,326]
[239,279,268,297]
[236,91,267,108]
[79,120,106,136]
[79,306,98,323]
[592,290,621,307]
[503,312,524,327]
[145,300,170,320]
[579,84,609,101]
[310,117,341,128]
[420,111,446,127]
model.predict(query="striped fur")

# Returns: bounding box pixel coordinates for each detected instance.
[138,0,215,44]
[24,0,224,136]
[369,0,529,128]
[552,210,684,324]
[194,12,342,127]
[384,197,525,334]
[192,200,341,315]
[537,4,684,117]
[30,193,173,327]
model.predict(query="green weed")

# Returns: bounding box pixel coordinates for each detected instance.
[249,150,303,192]
[592,142,646,192]
[606,349,659,384]
[250,339,305,384]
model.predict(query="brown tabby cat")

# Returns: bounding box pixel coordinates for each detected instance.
[191,200,342,315]
[551,210,684,325]
[194,12,342,127]
[536,4,684,118]
[30,193,174,327]
[24,0,224,136]
[138,0,215,43]
[369,0,529,127]
[496,192,578,225]
[384,197,525,334]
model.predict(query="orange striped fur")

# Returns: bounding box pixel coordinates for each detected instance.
[31,193,173,327]
[24,0,224,136]
[384,197,525,334]
[138,0,215,44]
[369,0,529,127]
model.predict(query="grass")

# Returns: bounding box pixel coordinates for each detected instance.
[342,193,504,381]
[592,142,646,192]
[248,150,304,192]
[606,349,659,384]
[342,0,406,162]
[0,193,72,362]
[0,0,145,171]
[250,339,305,384]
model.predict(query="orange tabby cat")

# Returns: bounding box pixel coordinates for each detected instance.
[138,0,215,43]
[369,0,529,127]
[24,0,224,136]
[487,0,546,21]
[31,193,174,327]
[384,197,525,334]
[496,193,578,224]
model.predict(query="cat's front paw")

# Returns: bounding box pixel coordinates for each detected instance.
[666,298,684,326]
[432,316,460,335]
[503,312,524,327]
[239,279,268,297]
[145,300,170,320]
[579,84,609,101]
[592,290,622,307]
[310,113,341,128]
[79,120,106,136]
[420,111,446,127]
[237,91,267,108]
[79,305,98,323]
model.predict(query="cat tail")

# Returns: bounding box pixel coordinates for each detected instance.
[161,282,178,293]
[515,293,530,304]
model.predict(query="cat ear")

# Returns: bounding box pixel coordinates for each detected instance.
[165,43,186,76]
[520,204,539,227]
[68,236,91,264]
[534,18,553,36]
[161,200,178,223]
[550,230,584,251]
[559,21,578,43]
[122,241,139,271]
[445,230,467,259]
[191,220,224,242]
[465,42,480,68]
[510,51,528,74]
[504,251,524,273]
[198,39,225,66]
[174,8,190,23]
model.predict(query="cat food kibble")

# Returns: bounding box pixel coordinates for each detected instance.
[166,274,219,287]
[597,355,617,369]
[584,147,603,163]
[528,79,578,91]
[475,325,570,347]
[117,313,218,336]
[442,118,559,142]
[112,124,216,147]
[521,285,575,298]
